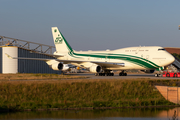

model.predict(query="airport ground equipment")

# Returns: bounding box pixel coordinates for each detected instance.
[162,71,180,77]
[172,55,180,70]
[154,55,180,77]
[161,56,180,77]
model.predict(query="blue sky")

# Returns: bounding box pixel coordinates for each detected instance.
[1,0,180,51]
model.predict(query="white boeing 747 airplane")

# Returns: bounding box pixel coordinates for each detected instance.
[6,27,175,76]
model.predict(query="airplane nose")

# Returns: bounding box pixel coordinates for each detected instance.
[158,53,175,67]
[168,55,175,65]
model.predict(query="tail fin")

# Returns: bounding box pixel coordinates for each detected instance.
[51,27,73,53]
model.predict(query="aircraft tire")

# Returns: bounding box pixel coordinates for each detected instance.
[174,73,177,77]
[119,72,127,76]
[155,73,158,77]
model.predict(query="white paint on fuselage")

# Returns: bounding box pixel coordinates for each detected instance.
[54,46,175,70]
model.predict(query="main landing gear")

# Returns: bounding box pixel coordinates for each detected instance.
[94,70,128,76]
[119,70,127,76]
[95,72,114,76]
[95,70,114,76]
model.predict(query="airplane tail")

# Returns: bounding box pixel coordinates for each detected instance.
[51,27,73,53]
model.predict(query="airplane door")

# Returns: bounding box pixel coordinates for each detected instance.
[146,55,149,60]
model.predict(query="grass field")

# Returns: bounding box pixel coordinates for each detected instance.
[0,74,178,111]
[0,73,87,80]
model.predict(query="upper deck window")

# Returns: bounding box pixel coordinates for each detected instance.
[158,48,166,51]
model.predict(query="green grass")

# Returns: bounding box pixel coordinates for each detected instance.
[0,79,177,110]
[0,73,87,80]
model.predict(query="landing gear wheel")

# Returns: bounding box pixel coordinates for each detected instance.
[174,73,177,77]
[155,73,157,77]
[155,73,162,77]
[106,73,111,76]
[95,71,114,76]
[155,73,159,77]
[119,71,127,76]
[166,73,170,77]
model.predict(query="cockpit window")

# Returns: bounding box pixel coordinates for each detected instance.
[158,48,166,51]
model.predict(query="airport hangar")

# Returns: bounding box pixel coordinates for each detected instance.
[0,36,61,74]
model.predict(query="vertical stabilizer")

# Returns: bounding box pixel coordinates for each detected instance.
[51,27,73,53]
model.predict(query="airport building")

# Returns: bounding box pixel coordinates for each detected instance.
[165,47,180,54]
[0,36,61,74]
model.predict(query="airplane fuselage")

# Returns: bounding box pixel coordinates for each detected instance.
[54,46,174,71]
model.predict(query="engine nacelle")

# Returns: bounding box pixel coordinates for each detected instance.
[89,64,102,73]
[140,70,155,73]
[50,62,69,71]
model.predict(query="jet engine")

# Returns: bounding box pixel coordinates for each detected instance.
[50,62,69,71]
[140,70,155,73]
[89,64,102,73]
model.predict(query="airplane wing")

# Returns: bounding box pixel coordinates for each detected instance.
[5,53,125,68]
[5,53,85,63]
[5,53,56,62]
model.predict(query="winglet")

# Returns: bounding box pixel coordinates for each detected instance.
[5,53,13,59]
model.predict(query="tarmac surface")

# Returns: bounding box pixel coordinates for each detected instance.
[6,73,180,82]
[66,73,180,80]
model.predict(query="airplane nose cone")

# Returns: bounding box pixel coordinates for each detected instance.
[168,55,175,65]
[159,53,175,67]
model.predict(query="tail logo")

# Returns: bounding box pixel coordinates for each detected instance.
[55,36,63,44]
[54,29,63,44]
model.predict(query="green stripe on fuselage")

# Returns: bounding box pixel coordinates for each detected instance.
[70,52,159,69]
